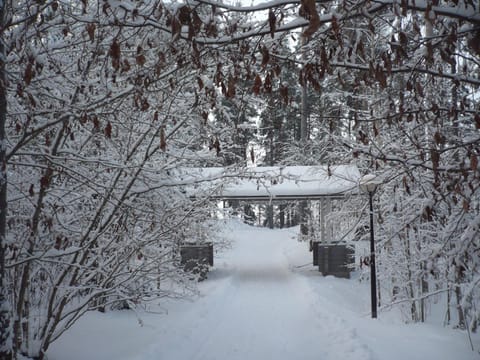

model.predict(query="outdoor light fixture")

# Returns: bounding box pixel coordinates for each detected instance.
[359,174,382,319]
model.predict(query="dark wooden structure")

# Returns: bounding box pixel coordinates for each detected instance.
[180,243,214,280]
[316,243,354,279]
[312,241,320,265]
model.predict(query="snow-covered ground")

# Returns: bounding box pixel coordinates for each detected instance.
[47,221,479,360]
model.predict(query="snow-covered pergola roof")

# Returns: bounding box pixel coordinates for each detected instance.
[184,165,360,201]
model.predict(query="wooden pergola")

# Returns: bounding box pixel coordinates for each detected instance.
[180,165,361,277]
[185,164,360,201]
[183,165,361,243]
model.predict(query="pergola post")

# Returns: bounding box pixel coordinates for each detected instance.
[320,199,326,243]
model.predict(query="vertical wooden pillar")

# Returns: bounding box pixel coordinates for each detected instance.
[320,198,332,243]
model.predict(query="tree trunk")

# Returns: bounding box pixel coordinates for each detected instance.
[404,235,418,321]
[455,266,466,329]
[0,0,12,356]
[420,264,429,323]
[279,204,285,229]
[297,37,309,238]
[266,204,274,229]
[445,281,451,326]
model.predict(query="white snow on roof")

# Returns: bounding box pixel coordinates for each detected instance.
[183,165,360,200]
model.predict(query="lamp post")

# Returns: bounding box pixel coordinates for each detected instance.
[359,175,381,319]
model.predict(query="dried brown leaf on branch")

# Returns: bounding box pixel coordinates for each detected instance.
[24,62,34,85]
[261,46,270,68]
[86,24,95,43]
[197,76,204,90]
[358,130,368,145]
[214,138,221,156]
[160,127,167,151]
[178,5,191,25]
[471,153,478,172]
[205,21,218,37]
[433,131,445,145]
[264,73,272,93]
[430,149,440,171]
[269,9,276,38]
[171,16,181,40]
[331,16,341,41]
[109,39,121,70]
[90,115,100,131]
[415,82,424,97]
[226,76,236,98]
[104,122,112,138]
[141,98,150,111]
[422,205,433,221]
[375,65,387,88]
[252,74,262,95]
[136,54,146,66]
[399,31,408,47]
[467,31,480,56]
[301,0,320,38]
[121,59,131,73]
[192,10,203,33]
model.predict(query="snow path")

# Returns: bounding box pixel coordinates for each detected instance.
[134,224,372,360]
[48,222,479,360]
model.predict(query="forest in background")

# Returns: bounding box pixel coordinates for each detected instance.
[0,0,479,358]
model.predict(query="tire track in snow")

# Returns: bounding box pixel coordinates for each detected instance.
[136,224,375,360]
[182,238,330,360]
